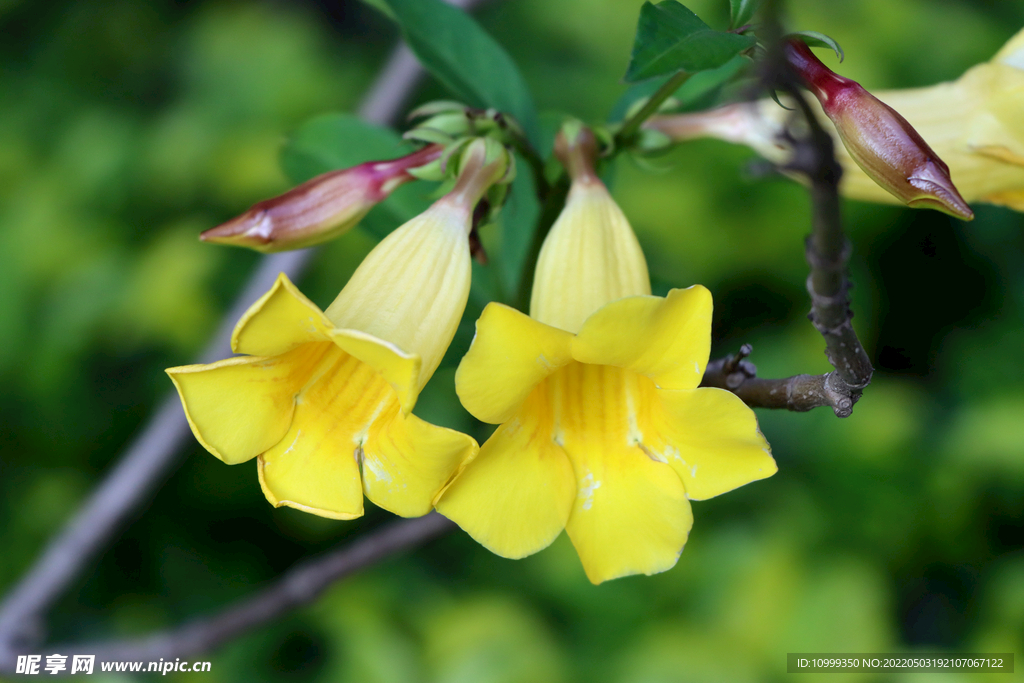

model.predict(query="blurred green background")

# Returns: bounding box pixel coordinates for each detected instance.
[1,0,1023,681]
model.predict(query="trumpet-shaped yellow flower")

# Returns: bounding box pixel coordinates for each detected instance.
[646,27,1024,212]
[436,129,776,584]
[168,140,508,519]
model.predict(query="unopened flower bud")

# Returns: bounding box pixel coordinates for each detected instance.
[200,145,443,252]
[785,39,973,220]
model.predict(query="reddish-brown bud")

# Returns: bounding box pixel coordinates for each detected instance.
[200,145,443,252]
[786,39,973,220]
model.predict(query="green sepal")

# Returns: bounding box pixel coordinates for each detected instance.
[406,157,447,182]
[407,100,470,120]
[419,111,474,136]
[787,30,844,62]
[634,128,673,154]
[403,128,457,146]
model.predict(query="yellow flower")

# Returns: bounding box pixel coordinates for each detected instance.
[167,140,507,519]
[645,27,1024,212]
[435,128,776,584]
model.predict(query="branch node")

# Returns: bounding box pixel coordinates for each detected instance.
[823,371,860,417]
[723,343,754,374]
[804,236,852,273]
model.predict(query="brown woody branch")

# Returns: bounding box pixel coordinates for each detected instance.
[701,345,859,416]
[719,2,873,418]
[54,515,454,666]
[785,90,874,402]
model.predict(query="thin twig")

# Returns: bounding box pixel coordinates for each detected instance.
[509,136,550,197]
[0,0,482,670]
[785,88,874,399]
[615,70,692,148]
[738,0,873,417]
[701,348,860,415]
[56,515,454,665]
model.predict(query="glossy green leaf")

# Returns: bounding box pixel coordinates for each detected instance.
[729,0,762,29]
[609,53,748,122]
[357,0,395,20]
[788,30,845,62]
[625,1,755,82]
[381,0,540,147]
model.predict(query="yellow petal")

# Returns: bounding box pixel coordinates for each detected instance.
[455,303,574,424]
[973,143,1024,168]
[166,343,332,465]
[994,27,1024,69]
[649,387,776,501]
[326,200,471,391]
[436,390,576,559]
[982,189,1024,211]
[552,363,692,584]
[971,80,1024,164]
[256,347,397,519]
[361,406,479,518]
[563,443,692,585]
[231,272,334,356]
[571,286,713,391]
[329,328,421,415]
[530,179,650,334]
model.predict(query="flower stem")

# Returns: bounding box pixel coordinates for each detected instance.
[506,132,550,197]
[554,124,599,182]
[615,70,692,148]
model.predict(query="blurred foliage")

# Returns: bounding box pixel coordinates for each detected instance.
[1,0,1023,681]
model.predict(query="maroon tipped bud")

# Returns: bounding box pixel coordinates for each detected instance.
[200,145,443,252]
[786,39,974,220]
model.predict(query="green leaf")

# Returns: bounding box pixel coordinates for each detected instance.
[279,113,431,239]
[625,1,755,82]
[788,30,844,62]
[357,0,395,20]
[381,0,540,147]
[609,54,748,122]
[729,0,761,29]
